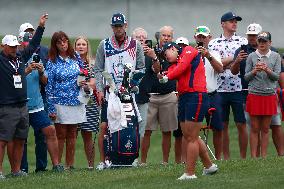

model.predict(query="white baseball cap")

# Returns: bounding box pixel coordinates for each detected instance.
[195,26,211,37]
[2,35,20,46]
[246,23,262,35]
[19,23,34,34]
[175,37,189,46]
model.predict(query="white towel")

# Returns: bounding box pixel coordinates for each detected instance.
[107,92,127,133]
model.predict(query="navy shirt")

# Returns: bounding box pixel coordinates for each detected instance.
[150,46,176,94]
[135,55,153,104]
[0,26,44,105]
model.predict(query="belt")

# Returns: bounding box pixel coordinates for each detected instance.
[208,90,217,97]
[0,102,26,108]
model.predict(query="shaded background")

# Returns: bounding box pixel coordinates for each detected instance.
[1,0,284,47]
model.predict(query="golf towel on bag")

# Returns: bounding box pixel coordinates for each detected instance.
[104,102,140,166]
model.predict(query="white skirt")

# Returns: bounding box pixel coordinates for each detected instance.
[54,104,87,124]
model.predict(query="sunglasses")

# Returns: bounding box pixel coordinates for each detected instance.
[195,27,209,33]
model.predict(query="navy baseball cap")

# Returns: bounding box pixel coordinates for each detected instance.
[111,13,127,26]
[161,42,182,57]
[221,12,242,22]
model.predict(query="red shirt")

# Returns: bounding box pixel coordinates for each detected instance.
[166,46,207,95]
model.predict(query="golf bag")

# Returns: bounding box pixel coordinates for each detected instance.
[103,63,143,166]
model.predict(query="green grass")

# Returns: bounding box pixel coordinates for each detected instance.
[1,118,283,189]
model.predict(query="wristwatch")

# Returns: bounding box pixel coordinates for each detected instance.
[153,57,158,62]
[207,54,213,61]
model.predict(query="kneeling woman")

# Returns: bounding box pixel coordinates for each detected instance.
[159,42,217,180]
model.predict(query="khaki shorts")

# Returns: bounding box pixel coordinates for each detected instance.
[146,93,178,132]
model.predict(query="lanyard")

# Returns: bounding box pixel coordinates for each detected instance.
[9,58,20,74]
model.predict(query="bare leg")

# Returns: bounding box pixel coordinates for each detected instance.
[259,116,272,158]
[271,125,284,156]
[250,116,260,158]
[65,125,77,168]
[10,138,25,173]
[162,131,171,163]
[0,140,7,173]
[140,130,152,163]
[213,130,223,160]
[98,122,107,162]
[42,126,59,166]
[174,137,182,163]
[222,122,230,160]
[81,130,95,167]
[55,124,67,164]
[236,122,248,159]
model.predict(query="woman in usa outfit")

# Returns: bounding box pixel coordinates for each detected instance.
[159,42,218,180]
[46,31,86,170]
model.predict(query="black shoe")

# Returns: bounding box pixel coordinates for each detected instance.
[35,168,48,173]
[52,165,64,172]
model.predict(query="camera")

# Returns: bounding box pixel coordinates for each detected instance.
[145,40,152,49]
[32,54,41,63]
[197,41,203,47]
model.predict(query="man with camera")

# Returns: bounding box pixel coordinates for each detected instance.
[194,26,224,160]
[17,21,50,173]
[0,13,48,178]
[231,23,284,157]
[15,30,64,173]
[94,13,145,170]
[140,26,178,166]
[208,12,248,160]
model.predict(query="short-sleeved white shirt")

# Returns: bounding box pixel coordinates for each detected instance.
[204,50,222,93]
[208,34,248,92]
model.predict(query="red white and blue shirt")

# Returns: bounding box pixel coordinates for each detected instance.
[166,46,207,95]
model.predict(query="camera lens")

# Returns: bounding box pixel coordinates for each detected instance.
[33,54,40,63]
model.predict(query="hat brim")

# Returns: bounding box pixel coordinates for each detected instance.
[222,16,242,22]
[195,32,210,37]
[111,23,126,26]
[257,37,269,41]
[6,42,20,46]
[246,32,259,35]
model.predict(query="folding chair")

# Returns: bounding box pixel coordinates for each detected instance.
[201,107,217,160]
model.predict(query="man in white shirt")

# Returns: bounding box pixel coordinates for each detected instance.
[194,26,224,160]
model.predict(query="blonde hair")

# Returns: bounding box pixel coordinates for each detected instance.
[74,36,92,66]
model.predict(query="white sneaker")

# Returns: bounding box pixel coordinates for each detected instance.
[177,173,197,180]
[0,172,5,179]
[132,158,139,167]
[202,163,218,175]
[96,162,106,171]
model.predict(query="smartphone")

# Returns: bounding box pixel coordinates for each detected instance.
[33,54,41,63]
[240,44,247,52]
[197,41,203,47]
[145,40,152,49]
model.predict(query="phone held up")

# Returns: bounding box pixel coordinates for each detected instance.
[33,54,41,63]
[197,41,203,47]
[240,44,247,53]
[145,40,152,49]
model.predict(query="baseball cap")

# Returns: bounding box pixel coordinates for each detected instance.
[111,13,127,26]
[221,12,242,22]
[257,31,271,41]
[195,26,211,37]
[246,23,262,35]
[161,42,182,57]
[175,37,189,46]
[2,35,20,46]
[19,23,34,34]
[18,32,33,45]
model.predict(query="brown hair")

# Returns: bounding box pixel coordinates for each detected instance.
[48,31,75,62]
[74,36,92,65]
